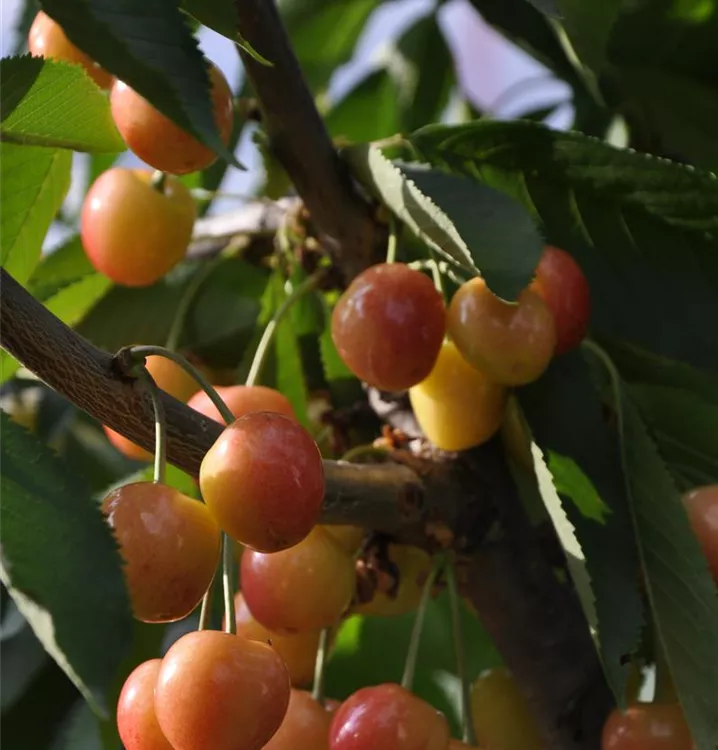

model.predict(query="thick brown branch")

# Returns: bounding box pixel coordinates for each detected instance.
[234,0,384,280]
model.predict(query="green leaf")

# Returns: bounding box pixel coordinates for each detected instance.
[409,120,718,371]
[0,414,133,716]
[0,56,124,152]
[0,353,22,385]
[546,452,609,523]
[556,0,623,73]
[0,143,71,286]
[618,394,718,749]
[39,0,237,165]
[181,0,236,40]
[27,235,96,300]
[344,145,543,299]
[518,352,644,706]
[319,300,353,383]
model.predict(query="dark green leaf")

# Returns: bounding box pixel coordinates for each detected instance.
[181,0,236,40]
[556,0,623,73]
[0,414,133,715]
[39,0,237,164]
[0,56,124,152]
[409,120,718,371]
[0,143,71,286]
[27,235,96,300]
[518,352,644,705]
[618,393,718,748]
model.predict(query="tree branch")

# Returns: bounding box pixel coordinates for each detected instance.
[234,0,384,280]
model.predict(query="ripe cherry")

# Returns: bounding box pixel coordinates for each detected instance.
[530,245,591,354]
[263,689,332,750]
[682,485,718,581]
[28,11,112,89]
[105,355,200,461]
[602,703,692,750]
[117,659,172,750]
[470,667,543,750]
[354,544,432,618]
[82,168,195,287]
[241,526,355,634]
[110,63,234,175]
[331,263,445,392]
[233,592,322,687]
[447,277,556,386]
[155,630,290,750]
[200,411,324,552]
[409,339,506,451]
[329,683,450,750]
[188,384,295,424]
[102,482,220,622]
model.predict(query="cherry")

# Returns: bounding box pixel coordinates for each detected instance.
[233,592,322,687]
[188,384,295,425]
[329,683,450,750]
[323,524,365,554]
[409,339,507,451]
[602,703,693,750]
[470,667,543,750]
[241,526,355,634]
[117,659,172,750]
[354,544,432,618]
[105,355,201,461]
[155,630,290,750]
[530,245,591,354]
[682,485,718,581]
[102,482,220,622]
[331,263,445,391]
[200,411,324,552]
[447,277,556,386]
[81,168,195,287]
[110,62,234,175]
[263,689,332,750]
[28,11,112,89]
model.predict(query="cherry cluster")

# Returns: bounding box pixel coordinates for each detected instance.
[331,247,591,452]
[29,12,234,289]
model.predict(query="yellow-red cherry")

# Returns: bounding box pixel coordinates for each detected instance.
[263,689,332,750]
[28,11,113,89]
[241,526,355,634]
[448,277,556,386]
[110,63,234,175]
[470,667,543,750]
[200,411,324,552]
[410,338,507,451]
[155,630,290,750]
[531,245,591,354]
[329,683,450,750]
[331,263,446,391]
[188,384,295,424]
[81,168,195,287]
[682,484,718,581]
[602,703,692,750]
[232,592,322,686]
[117,659,173,750]
[105,355,200,461]
[102,482,220,622]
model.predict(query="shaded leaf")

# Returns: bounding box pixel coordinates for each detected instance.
[0,143,71,286]
[39,0,236,164]
[0,414,133,715]
[344,145,543,299]
[556,0,623,73]
[409,120,718,371]
[0,56,124,152]
[518,352,644,705]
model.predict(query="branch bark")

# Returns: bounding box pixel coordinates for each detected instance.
[234,0,384,280]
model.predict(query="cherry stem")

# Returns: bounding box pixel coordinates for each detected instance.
[427,247,445,299]
[198,575,215,631]
[150,170,167,193]
[385,216,398,264]
[446,559,477,745]
[135,366,167,485]
[165,255,223,353]
[311,627,331,705]
[401,554,445,692]
[221,533,236,635]
[245,269,324,388]
[127,345,235,425]
[340,444,389,464]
